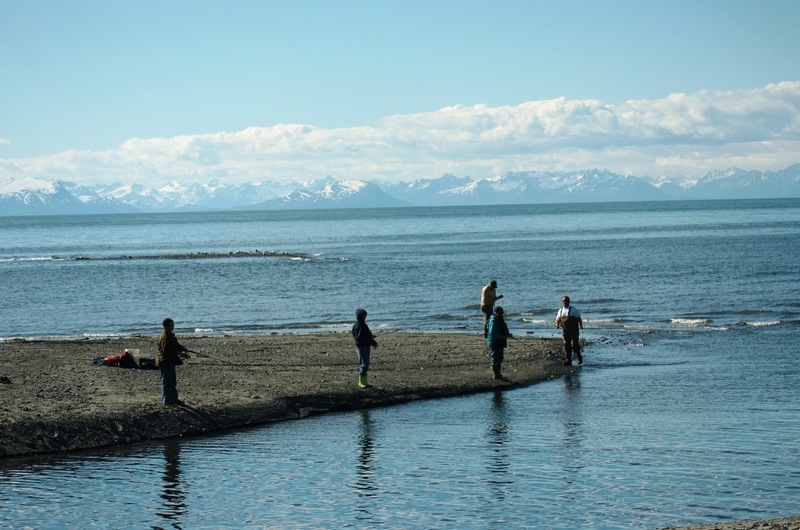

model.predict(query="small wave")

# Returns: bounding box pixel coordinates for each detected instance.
[316,323,351,330]
[521,318,550,326]
[82,332,136,340]
[0,336,35,343]
[739,320,781,327]
[193,328,214,334]
[670,318,710,327]
[1,332,144,342]
[0,256,66,263]
[430,313,469,321]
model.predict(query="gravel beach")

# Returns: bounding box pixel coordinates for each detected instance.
[0,331,564,458]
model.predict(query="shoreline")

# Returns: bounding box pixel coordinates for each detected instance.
[3,332,798,530]
[0,331,566,458]
[657,518,800,530]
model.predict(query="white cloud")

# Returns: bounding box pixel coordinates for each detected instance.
[1,82,798,186]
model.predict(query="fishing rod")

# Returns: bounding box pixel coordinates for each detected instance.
[184,349,225,362]
[510,335,556,358]
[511,335,536,349]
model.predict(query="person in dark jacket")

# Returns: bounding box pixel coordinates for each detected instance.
[352,308,378,388]
[486,306,512,380]
[157,317,190,405]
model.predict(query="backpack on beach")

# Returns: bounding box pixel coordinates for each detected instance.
[138,357,157,370]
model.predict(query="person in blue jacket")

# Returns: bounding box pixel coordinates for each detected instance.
[352,308,378,388]
[486,306,512,380]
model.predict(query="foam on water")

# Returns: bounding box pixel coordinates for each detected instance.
[740,320,781,327]
[670,318,710,326]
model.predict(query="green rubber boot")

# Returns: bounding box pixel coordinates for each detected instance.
[358,374,370,388]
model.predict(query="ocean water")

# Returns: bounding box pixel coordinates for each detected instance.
[1,199,799,528]
[1,199,797,339]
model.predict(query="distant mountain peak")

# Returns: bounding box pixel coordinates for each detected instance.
[0,176,57,195]
[2,164,798,215]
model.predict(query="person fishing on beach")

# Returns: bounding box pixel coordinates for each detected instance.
[481,280,503,338]
[157,317,190,405]
[487,306,512,381]
[352,308,378,389]
[555,296,583,366]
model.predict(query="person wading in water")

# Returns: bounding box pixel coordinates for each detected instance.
[555,295,583,366]
[481,280,503,338]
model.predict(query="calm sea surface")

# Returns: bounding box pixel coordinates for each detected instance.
[1,199,799,528]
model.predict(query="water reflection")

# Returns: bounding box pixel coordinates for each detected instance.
[559,369,585,503]
[485,391,511,500]
[354,409,379,523]
[154,439,187,529]
[356,409,377,494]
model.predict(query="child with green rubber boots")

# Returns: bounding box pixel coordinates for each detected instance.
[352,308,378,388]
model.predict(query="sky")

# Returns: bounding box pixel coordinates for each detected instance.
[1,0,799,187]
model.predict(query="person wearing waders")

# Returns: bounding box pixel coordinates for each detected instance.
[486,306,512,380]
[352,308,378,388]
[555,295,583,366]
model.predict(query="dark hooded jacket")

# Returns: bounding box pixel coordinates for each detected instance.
[352,308,378,348]
[157,331,187,366]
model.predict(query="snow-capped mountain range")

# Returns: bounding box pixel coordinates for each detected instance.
[1,164,799,216]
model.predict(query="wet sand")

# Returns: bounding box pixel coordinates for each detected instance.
[658,518,800,530]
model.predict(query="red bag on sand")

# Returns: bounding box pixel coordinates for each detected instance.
[104,350,138,369]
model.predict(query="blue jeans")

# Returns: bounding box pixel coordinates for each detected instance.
[489,344,504,365]
[355,345,371,375]
[160,364,179,404]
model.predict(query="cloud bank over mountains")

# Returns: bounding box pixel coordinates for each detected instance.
[1,82,799,188]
